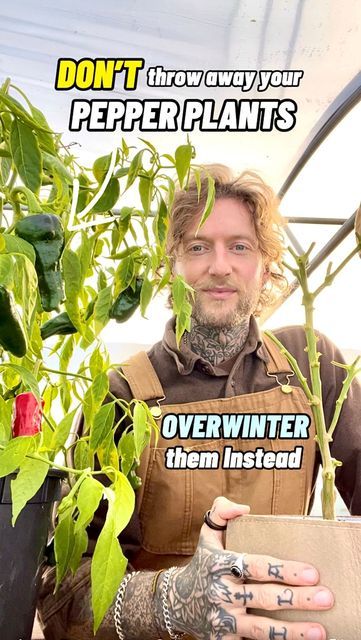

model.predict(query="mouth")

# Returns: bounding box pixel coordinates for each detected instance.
[202,288,237,300]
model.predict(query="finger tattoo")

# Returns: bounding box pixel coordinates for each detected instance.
[269,626,288,639]
[268,563,284,580]
[277,588,294,607]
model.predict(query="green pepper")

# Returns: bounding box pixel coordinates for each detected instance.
[0,285,27,357]
[40,311,77,340]
[128,462,142,491]
[109,277,143,323]
[15,214,65,312]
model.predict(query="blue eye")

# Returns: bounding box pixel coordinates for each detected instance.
[189,245,205,252]
[234,244,247,251]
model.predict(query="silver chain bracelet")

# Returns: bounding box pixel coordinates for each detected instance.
[114,571,140,639]
[161,566,185,640]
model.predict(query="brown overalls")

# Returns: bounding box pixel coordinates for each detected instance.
[38,335,316,639]
[124,334,316,573]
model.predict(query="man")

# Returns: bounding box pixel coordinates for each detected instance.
[38,165,361,639]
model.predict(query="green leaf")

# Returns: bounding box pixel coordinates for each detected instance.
[93,285,112,332]
[118,431,135,476]
[29,104,56,155]
[0,90,50,132]
[89,346,104,378]
[138,176,153,215]
[69,527,88,575]
[125,150,144,190]
[97,430,119,470]
[92,371,109,408]
[49,408,78,450]
[74,439,90,470]
[196,175,215,232]
[91,527,127,632]
[132,402,148,459]
[76,231,95,284]
[92,153,112,183]
[59,334,75,372]
[12,254,38,330]
[138,138,157,153]
[90,402,115,451]
[82,371,109,432]
[0,254,14,288]
[140,277,153,317]
[42,151,73,184]
[175,144,192,188]
[175,300,192,347]
[91,474,135,631]
[0,397,13,444]
[60,379,72,414]
[0,364,40,398]
[75,475,104,532]
[172,275,186,314]
[0,436,35,477]
[11,457,49,524]
[63,248,83,332]
[114,255,135,297]
[91,178,120,213]
[54,505,75,586]
[2,234,36,264]
[10,119,42,193]
[153,196,168,246]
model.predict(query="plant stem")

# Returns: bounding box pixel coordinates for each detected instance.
[328,357,361,439]
[41,366,92,381]
[299,255,336,520]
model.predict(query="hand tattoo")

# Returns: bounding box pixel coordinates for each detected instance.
[167,535,240,639]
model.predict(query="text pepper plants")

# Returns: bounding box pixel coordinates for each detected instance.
[15,214,65,312]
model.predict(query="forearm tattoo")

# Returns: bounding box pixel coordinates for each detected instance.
[121,571,168,640]
[166,535,240,640]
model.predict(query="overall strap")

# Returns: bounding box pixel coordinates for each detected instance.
[122,351,165,401]
[261,333,294,375]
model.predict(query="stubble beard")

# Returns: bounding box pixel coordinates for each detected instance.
[191,284,262,329]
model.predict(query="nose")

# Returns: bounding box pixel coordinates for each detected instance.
[208,246,232,277]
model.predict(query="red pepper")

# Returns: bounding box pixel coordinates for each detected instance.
[12,392,44,437]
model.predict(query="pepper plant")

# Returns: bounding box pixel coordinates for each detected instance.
[0,77,213,631]
[265,234,361,521]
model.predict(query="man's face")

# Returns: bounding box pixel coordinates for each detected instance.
[174,198,267,327]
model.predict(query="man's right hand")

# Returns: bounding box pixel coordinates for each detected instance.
[166,497,334,640]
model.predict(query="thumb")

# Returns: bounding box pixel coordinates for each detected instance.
[201,496,250,548]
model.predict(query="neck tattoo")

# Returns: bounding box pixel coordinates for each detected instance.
[183,318,250,366]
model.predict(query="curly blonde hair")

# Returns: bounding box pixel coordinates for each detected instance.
[166,164,287,316]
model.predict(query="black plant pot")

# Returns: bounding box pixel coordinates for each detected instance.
[0,469,64,640]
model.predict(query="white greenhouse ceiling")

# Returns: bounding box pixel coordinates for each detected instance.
[1,0,360,189]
